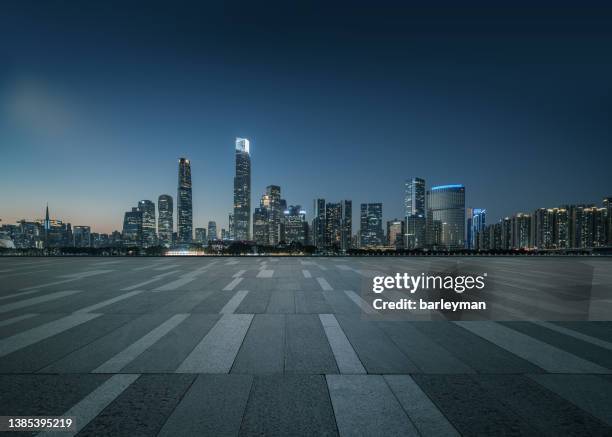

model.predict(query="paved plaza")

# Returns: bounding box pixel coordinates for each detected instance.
[1,256,612,436]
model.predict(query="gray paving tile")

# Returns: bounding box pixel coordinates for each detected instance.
[384,375,460,436]
[530,374,612,427]
[285,314,338,374]
[266,291,295,313]
[77,374,195,437]
[158,375,253,436]
[475,374,612,435]
[327,375,418,437]
[235,290,271,313]
[335,315,417,373]
[240,375,337,436]
[232,314,285,374]
[0,374,111,416]
[413,374,536,436]
[122,314,220,373]
[40,313,173,373]
[0,314,132,373]
[413,321,542,373]
[378,322,475,374]
[295,291,333,313]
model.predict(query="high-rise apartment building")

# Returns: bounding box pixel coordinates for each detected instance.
[177,158,193,243]
[157,194,173,247]
[233,138,251,240]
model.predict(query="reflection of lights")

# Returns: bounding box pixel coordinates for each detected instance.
[165,249,205,256]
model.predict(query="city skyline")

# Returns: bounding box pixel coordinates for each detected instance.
[2,4,612,233]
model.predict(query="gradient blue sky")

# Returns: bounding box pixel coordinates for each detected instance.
[1,1,611,233]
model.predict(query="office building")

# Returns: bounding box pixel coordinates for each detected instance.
[284,205,308,245]
[195,227,207,245]
[138,200,156,247]
[405,177,426,217]
[122,207,143,247]
[427,184,465,250]
[312,199,326,249]
[387,219,405,249]
[467,208,486,250]
[73,226,91,248]
[177,157,193,243]
[208,221,217,241]
[360,203,384,248]
[253,207,269,245]
[157,194,173,247]
[233,138,251,240]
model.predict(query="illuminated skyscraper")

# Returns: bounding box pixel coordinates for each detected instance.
[284,205,308,245]
[177,158,193,243]
[208,221,217,241]
[467,208,486,249]
[233,138,251,240]
[73,226,91,248]
[157,194,173,247]
[138,200,156,247]
[405,177,426,217]
[360,203,384,248]
[195,227,207,244]
[122,207,143,247]
[312,199,326,249]
[387,219,405,249]
[427,184,465,250]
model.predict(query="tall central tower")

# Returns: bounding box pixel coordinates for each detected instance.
[177,157,193,243]
[233,138,251,240]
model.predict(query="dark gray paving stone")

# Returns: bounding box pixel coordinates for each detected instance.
[0,313,67,339]
[501,321,612,369]
[232,314,285,374]
[152,290,213,313]
[40,313,174,373]
[235,290,271,313]
[530,374,612,427]
[322,290,361,314]
[266,291,295,313]
[285,314,338,374]
[327,375,418,436]
[123,314,220,372]
[77,374,195,437]
[98,292,185,314]
[413,374,537,436]
[378,321,475,374]
[0,374,110,417]
[239,375,337,436]
[553,322,612,342]
[474,374,612,435]
[158,374,253,437]
[295,291,333,313]
[0,315,132,373]
[413,321,542,373]
[335,315,417,373]
[189,290,237,313]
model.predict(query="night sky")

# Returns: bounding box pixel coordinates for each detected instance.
[2,1,611,234]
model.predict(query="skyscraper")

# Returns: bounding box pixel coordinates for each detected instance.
[284,205,308,245]
[253,207,269,245]
[157,194,173,247]
[360,203,384,248]
[195,227,207,244]
[325,202,342,250]
[233,138,251,240]
[387,219,405,249]
[341,200,352,251]
[177,157,193,243]
[312,199,326,249]
[262,185,282,245]
[405,177,426,217]
[404,178,426,250]
[138,200,156,247]
[604,197,612,245]
[208,221,217,241]
[122,207,143,247]
[467,208,486,249]
[427,184,465,250]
